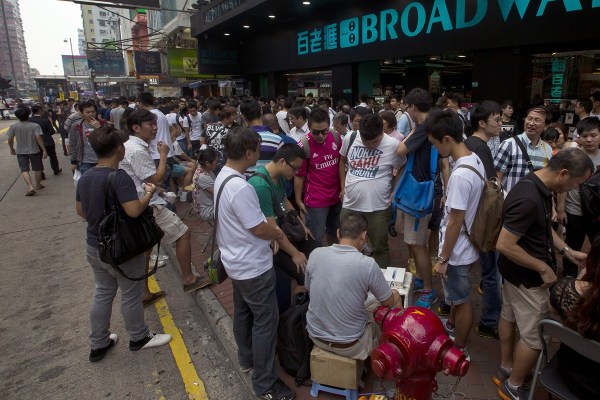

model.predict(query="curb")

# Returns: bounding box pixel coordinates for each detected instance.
[161,243,255,395]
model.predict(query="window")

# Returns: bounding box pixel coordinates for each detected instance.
[99,21,106,27]
[88,19,93,24]
[88,10,92,14]
[90,29,94,32]
[99,11,106,16]
[100,30,106,34]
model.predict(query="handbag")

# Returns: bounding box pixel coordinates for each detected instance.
[393,145,438,231]
[98,171,165,281]
[253,172,306,242]
[204,174,241,284]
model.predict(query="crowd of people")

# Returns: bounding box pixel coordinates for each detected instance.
[5,89,600,400]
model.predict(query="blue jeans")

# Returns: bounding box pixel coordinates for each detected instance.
[79,162,96,175]
[479,251,502,328]
[231,268,279,395]
[306,202,342,246]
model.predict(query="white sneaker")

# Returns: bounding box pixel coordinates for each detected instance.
[179,192,188,202]
[130,332,172,351]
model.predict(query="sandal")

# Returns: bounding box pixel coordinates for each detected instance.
[25,190,36,196]
[143,291,165,308]
[35,184,45,190]
[183,276,211,293]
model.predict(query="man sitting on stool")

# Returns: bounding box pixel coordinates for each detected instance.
[306,213,403,360]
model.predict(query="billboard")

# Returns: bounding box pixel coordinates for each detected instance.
[58,1,160,9]
[167,48,201,78]
[134,51,162,75]
[87,50,125,75]
[62,55,90,76]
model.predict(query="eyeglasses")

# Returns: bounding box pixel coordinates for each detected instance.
[285,160,300,172]
[525,116,545,125]
[488,117,502,124]
[311,128,329,136]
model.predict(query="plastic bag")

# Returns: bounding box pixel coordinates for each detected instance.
[73,169,82,187]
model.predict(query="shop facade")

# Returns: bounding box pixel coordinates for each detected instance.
[191,0,600,108]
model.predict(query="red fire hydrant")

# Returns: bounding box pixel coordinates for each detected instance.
[371,306,470,400]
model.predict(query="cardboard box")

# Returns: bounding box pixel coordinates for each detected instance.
[310,346,364,389]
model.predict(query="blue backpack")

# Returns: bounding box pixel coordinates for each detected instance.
[393,145,438,231]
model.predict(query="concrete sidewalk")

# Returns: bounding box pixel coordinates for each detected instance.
[177,200,553,400]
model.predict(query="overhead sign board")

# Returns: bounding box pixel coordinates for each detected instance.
[87,50,125,76]
[58,0,160,9]
[62,55,90,76]
[167,48,202,78]
[134,51,162,75]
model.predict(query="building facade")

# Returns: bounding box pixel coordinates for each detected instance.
[0,0,33,96]
[190,0,600,114]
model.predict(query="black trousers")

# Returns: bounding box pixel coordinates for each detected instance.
[41,146,60,174]
[563,213,600,277]
[273,238,320,313]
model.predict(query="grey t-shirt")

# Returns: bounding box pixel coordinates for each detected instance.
[565,151,600,216]
[7,122,43,154]
[305,244,392,342]
[192,169,215,221]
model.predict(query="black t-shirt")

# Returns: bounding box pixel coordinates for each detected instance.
[404,124,434,182]
[498,173,555,288]
[464,136,496,179]
[500,118,519,142]
[76,168,139,248]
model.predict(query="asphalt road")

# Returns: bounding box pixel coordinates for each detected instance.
[0,118,252,400]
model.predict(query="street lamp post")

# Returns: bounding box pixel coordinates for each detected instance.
[64,38,76,93]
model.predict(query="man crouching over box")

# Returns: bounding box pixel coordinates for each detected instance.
[306,212,403,360]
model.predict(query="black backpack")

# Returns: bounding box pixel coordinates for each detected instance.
[277,293,313,385]
[580,169,600,218]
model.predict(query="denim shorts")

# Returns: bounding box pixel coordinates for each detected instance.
[442,263,474,305]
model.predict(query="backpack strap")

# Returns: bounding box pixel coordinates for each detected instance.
[429,146,439,180]
[252,172,285,219]
[300,135,310,159]
[455,163,485,237]
[210,174,243,262]
[513,135,534,173]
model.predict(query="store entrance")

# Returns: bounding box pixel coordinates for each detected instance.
[286,70,332,99]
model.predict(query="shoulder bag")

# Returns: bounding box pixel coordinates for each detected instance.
[204,174,241,284]
[98,171,165,281]
[253,172,306,242]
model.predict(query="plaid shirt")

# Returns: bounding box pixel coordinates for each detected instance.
[494,132,553,193]
[487,136,501,158]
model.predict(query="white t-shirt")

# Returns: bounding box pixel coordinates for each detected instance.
[182,113,203,141]
[439,153,485,265]
[214,166,273,280]
[166,112,185,141]
[340,133,402,212]
[149,109,174,160]
[276,111,289,134]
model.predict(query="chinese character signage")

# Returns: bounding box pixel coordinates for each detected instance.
[86,50,125,75]
[134,51,162,75]
[550,58,566,99]
[296,1,600,56]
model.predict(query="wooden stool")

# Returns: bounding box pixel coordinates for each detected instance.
[310,346,363,399]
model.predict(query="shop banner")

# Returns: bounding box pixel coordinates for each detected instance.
[134,51,162,75]
[62,55,90,76]
[167,48,201,78]
[87,50,125,76]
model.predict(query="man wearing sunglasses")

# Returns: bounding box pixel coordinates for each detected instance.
[295,108,343,246]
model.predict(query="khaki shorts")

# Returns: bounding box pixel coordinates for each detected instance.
[500,280,549,350]
[152,205,188,244]
[403,213,431,246]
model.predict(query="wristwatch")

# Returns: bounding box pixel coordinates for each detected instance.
[559,246,571,256]
[436,255,449,264]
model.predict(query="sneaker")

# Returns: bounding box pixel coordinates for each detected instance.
[476,323,499,340]
[129,332,172,351]
[493,367,512,387]
[179,192,188,202]
[415,289,438,309]
[240,365,252,373]
[440,317,455,335]
[498,380,530,400]
[413,277,424,292]
[257,378,295,400]
[89,333,118,362]
[437,300,451,316]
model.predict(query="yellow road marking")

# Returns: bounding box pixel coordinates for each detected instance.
[148,276,208,400]
[0,127,8,135]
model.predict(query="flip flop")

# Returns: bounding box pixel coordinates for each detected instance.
[183,276,211,293]
[35,185,45,190]
[143,291,165,308]
[25,190,36,196]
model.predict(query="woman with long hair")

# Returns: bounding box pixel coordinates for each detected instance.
[550,236,600,398]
